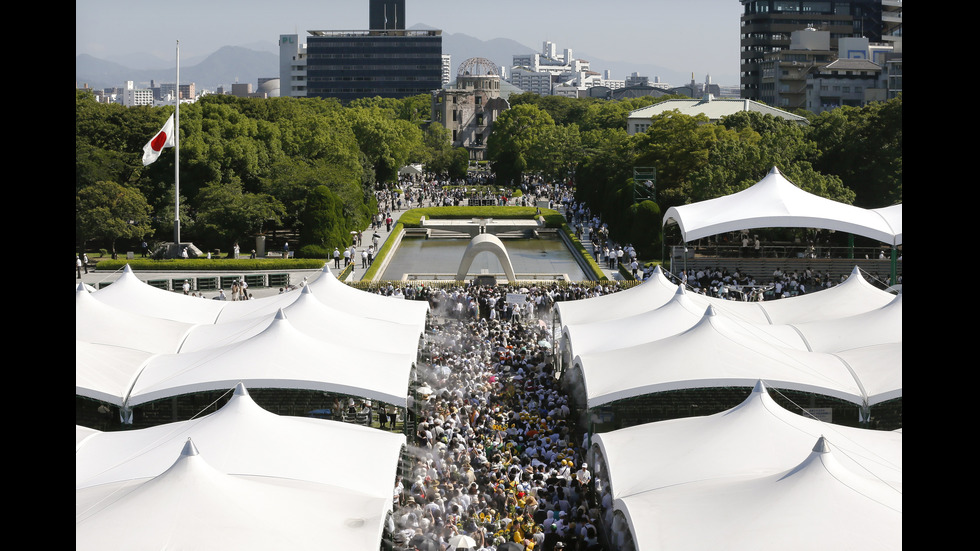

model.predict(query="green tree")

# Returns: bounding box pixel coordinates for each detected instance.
[628,200,663,258]
[76,180,153,256]
[807,96,902,207]
[346,106,425,184]
[193,180,285,251]
[530,123,583,183]
[298,185,348,257]
[574,128,633,219]
[630,112,731,212]
[486,104,555,184]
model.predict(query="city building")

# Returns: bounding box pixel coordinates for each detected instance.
[156,83,196,101]
[121,81,154,107]
[507,41,596,96]
[757,26,896,113]
[441,54,452,86]
[739,0,886,101]
[759,27,836,110]
[227,79,280,98]
[668,74,723,99]
[804,57,884,113]
[431,58,509,161]
[626,94,808,135]
[279,0,442,103]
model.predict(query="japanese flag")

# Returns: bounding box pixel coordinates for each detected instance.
[142,114,175,165]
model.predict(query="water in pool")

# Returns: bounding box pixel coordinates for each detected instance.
[381,235,588,280]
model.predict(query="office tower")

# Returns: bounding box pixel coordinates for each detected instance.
[739,0,883,101]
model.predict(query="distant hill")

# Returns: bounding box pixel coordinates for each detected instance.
[436,29,728,87]
[75,29,734,93]
[76,46,278,92]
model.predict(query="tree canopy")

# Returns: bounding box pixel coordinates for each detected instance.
[76,87,900,261]
[75,91,437,255]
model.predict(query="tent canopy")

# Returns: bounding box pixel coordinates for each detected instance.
[592,381,902,500]
[594,382,902,551]
[76,438,390,551]
[571,306,900,409]
[76,385,405,550]
[615,436,901,551]
[663,167,902,246]
[77,267,429,410]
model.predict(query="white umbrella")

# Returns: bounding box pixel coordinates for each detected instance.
[447,534,477,550]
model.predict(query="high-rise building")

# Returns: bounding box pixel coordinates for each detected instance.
[279,1,442,103]
[739,0,884,101]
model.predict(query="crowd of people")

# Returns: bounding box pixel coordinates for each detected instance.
[373,280,624,551]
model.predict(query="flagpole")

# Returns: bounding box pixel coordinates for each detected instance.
[174,40,181,250]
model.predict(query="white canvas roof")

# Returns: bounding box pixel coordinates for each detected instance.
[594,382,902,551]
[592,381,902,500]
[615,436,901,551]
[790,292,902,353]
[76,438,391,551]
[663,167,902,246]
[78,268,429,410]
[562,276,900,360]
[690,266,895,325]
[572,306,897,409]
[76,385,403,550]
[178,285,424,355]
[75,341,152,406]
[555,265,678,326]
[306,265,431,325]
[76,283,195,354]
[91,265,225,324]
[77,384,405,497]
[127,309,415,408]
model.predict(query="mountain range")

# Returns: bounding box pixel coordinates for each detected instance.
[76,29,731,93]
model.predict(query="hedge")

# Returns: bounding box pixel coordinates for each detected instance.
[93,258,327,271]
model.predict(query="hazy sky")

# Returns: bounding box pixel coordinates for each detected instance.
[77,0,742,80]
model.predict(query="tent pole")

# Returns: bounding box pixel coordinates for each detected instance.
[890,246,897,286]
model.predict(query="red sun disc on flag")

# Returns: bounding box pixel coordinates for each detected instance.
[150,131,168,152]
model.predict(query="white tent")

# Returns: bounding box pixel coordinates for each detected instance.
[571,306,898,409]
[76,283,195,355]
[306,265,430,325]
[90,265,225,324]
[76,438,391,551]
[560,284,795,358]
[594,383,902,551]
[591,381,902,500]
[126,309,416,409]
[178,285,424,355]
[77,384,405,498]
[614,436,901,551]
[78,267,429,412]
[558,266,893,332]
[790,291,902,353]
[555,265,678,326]
[77,385,404,550]
[662,166,903,246]
[76,341,153,407]
[690,266,896,325]
[561,277,901,360]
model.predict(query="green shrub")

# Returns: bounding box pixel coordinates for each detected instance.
[298,244,330,259]
[93,258,326,271]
